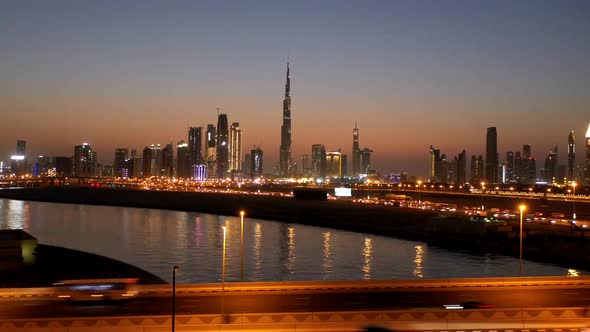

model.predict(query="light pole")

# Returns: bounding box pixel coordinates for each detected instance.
[572,182,577,220]
[240,210,245,281]
[221,225,227,323]
[480,182,486,211]
[417,180,422,206]
[519,204,526,276]
[172,265,179,332]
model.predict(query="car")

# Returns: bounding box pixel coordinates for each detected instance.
[444,301,496,309]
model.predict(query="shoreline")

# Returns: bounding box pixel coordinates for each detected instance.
[1,187,589,273]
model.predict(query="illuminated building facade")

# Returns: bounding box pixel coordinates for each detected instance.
[279,62,292,177]
[206,124,216,179]
[470,155,484,183]
[544,145,558,183]
[162,144,174,177]
[11,140,26,177]
[325,151,342,179]
[311,144,326,179]
[360,148,372,174]
[229,122,242,172]
[73,143,95,177]
[250,146,263,178]
[188,127,203,167]
[586,124,590,183]
[113,148,129,178]
[176,141,190,178]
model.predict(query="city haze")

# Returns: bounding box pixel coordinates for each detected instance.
[1,0,589,176]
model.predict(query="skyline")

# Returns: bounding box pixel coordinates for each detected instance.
[1,0,589,175]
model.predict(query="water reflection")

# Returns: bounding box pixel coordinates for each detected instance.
[0,199,584,283]
[413,245,424,278]
[361,238,372,280]
[322,232,333,278]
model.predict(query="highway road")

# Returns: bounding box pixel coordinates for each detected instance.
[1,285,589,319]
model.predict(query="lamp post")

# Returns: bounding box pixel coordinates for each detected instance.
[480,182,486,211]
[519,204,526,276]
[240,210,245,281]
[572,182,577,220]
[172,265,179,332]
[221,225,227,323]
[417,180,422,206]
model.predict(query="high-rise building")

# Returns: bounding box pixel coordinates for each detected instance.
[216,114,229,178]
[142,146,152,177]
[250,146,263,178]
[519,144,537,184]
[11,140,27,177]
[311,144,326,179]
[470,155,484,183]
[73,143,95,177]
[429,145,443,182]
[485,127,498,183]
[55,157,72,177]
[113,148,129,178]
[544,146,558,183]
[243,153,251,176]
[352,122,360,176]
[586,124,590,183]
[176,141,190,178]
[149,144,162,177]
[325,151,342,179]
[506,151,514,182]
[360,148,373,174]
[162,144,174,177]
[514,151,522,180]
[568,130,575,182]
[188,127,203,167]
[229,122,242,172]
[456,150,467,184]
[301,154,310,176]
[206,124,216,178]
[279,62,293,177]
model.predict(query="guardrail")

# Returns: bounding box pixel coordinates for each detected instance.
[1,307,590,331]
[2,276,590,300]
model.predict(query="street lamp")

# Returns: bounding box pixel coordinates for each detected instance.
[240,210,245,281]
[519,204,526,276]
[221,225,227,324]
[172,265,179,332]
[572,182,577,220]
[480,182,486,211]
[417,180,422,206]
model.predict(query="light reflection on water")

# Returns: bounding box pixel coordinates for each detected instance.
[0,199,586,284]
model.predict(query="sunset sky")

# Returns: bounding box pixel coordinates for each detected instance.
[1,0,589,176]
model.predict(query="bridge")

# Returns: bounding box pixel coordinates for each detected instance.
[1,276,590,331]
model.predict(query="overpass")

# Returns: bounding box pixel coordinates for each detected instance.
[2,276,590,331]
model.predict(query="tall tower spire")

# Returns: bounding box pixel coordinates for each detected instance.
[279,61,293,177]
[352,121,360,176]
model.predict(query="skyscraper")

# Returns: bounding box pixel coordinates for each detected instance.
[229,122,242,172]
[429,145,442,182]
[456,149,467,184]
[568,130,575,182]
[544,146,558,183]
[188,127,203,167]
[279,62,292,177]
[206,124,216,178]
[352,122,360,176]
[325,151,342,179]
[11,140,26,176]
[470,155,484,183]
[176,141,190,178]
[149,144,162,177]
[506,151,514,182]
[162,144,174,177]
[360,148,373,174]
[250,146,263,178]
[485,127,498,183]
[311,144,326,179]
[142,146,152,177]
[216,113,229,178]
[113,148,129,178]
[73,143,95,177]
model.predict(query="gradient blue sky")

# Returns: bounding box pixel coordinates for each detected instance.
[1,0,589,175]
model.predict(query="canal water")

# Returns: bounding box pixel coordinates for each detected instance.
[0,199,584,283]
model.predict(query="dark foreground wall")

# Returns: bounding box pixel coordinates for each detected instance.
[1,187,590,271]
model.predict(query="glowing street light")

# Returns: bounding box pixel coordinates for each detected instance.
[572,182,577,220]
[417,180,422,205]
[480,182,486,210]
[240,210,245,281]
[221,225,227,323]
[519,204,526,276]
[172,265,179,332]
